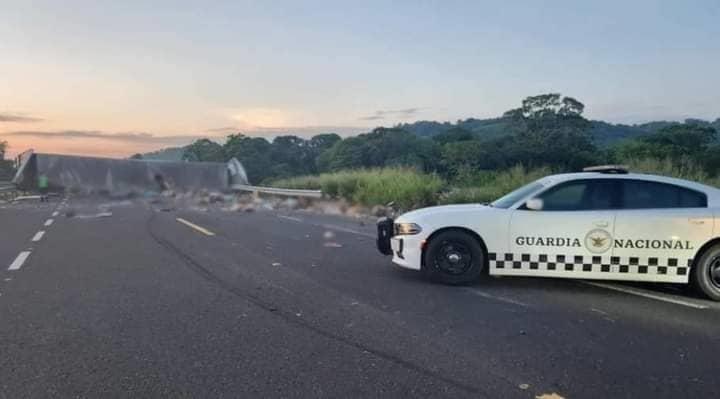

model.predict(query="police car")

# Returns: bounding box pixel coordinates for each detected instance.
[377,166,720,301]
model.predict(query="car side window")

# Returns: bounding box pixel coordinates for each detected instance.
[621,180,707,209]
[536,179,619,211]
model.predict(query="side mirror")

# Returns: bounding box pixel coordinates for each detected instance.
[525,198,543,211]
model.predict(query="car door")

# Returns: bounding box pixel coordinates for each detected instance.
[611,179,713,283]
[500,179,619,277]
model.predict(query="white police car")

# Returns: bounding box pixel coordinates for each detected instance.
[377,166,720,300]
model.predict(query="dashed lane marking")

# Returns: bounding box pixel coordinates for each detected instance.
[44,219,54,226]
[8,251,31,271]
[31,231,45,242]
[582,281,709,309]
[277,215,303,222]
[273,214,375,238]
[52,211,59,217]
[465,288,531,308]
[176,218,216,236]
[319,223,375,239]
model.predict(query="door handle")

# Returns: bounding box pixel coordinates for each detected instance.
[689,218,705,225]
[593,221,609,228]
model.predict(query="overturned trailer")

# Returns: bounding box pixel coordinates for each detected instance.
[12,151,248,195]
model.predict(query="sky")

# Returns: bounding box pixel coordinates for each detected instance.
[1,0,719,158]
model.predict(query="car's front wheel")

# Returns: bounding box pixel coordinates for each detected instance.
[691,244,720,301]
[423,230,485,285]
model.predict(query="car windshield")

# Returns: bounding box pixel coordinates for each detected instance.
[490,181,544,209]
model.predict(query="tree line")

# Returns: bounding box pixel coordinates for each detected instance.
[165,94,720,184]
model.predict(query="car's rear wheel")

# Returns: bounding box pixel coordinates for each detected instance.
[691,244,720,301]
[423,230,485,285]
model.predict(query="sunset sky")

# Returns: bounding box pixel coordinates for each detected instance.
[2,0,719,158]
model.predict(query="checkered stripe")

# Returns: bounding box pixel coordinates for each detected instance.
[488,253,692,276]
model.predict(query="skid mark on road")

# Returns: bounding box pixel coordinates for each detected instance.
[146,212,497,397]
[176,217,216,236]
[582,281,709,309]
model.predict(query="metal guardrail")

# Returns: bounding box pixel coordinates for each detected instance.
[231,184,323,198]
[0,182,19,201]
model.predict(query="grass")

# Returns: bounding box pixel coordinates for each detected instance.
[439,165,552,204]
[271,167,443,209]
[270,159,720,210]
[622,157,720,187]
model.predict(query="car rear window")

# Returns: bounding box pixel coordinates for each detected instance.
[621,180,707,209]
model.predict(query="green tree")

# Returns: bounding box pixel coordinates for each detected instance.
[0,140,6,160]
[182,139,225,162]
[317,128,439,172]
[613,123,717,161]
[129,153,144,160]
[432,127,475,145]
[502,93,598,170]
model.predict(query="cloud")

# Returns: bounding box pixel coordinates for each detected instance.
[205,126,239,134]
[0,113,44,123]
[359,107,422,121]
[1,130,220,145]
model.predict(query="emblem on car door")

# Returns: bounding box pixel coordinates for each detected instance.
[584,229,613,254]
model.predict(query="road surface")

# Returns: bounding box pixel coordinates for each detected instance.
[1,196,719,398]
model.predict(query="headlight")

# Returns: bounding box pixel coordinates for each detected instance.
[394,222,422,235]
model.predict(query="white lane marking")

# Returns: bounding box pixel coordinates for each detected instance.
[277,215,303,222]
[465,288,530,308]
[582,281,708,310]
[320,223,375,238]
[8,251,31,271]
[31,231,45,242]
[590,307,616,322]
[52,211,59,217]
[44,219,54,226]
[176,218,216,236]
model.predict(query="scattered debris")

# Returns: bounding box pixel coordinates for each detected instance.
[271,262,282,267]
[519,383,530,390]
[323,242,343,248]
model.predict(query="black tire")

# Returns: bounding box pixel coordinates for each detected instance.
[691,244,720,301]
[423,230,486,285]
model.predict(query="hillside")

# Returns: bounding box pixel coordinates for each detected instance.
[397,117,720,146]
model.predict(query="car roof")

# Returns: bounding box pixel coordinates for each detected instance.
[538,172,720,204]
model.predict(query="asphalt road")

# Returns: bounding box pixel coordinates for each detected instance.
[1,196,720,398]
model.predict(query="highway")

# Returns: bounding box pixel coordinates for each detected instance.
[1,196,719,398]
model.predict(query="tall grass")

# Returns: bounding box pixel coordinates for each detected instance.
[271,167,443,209]
[622,157,720,187]
[439,165,552,204]
[270,160,720,210]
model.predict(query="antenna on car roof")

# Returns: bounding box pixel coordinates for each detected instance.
[582,165,629,174]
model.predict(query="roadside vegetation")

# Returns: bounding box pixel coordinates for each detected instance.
[271,160,720,210]
[270,168,442,209]
[175,93,720,210]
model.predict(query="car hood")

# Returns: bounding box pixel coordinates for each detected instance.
[396,203,490,223]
